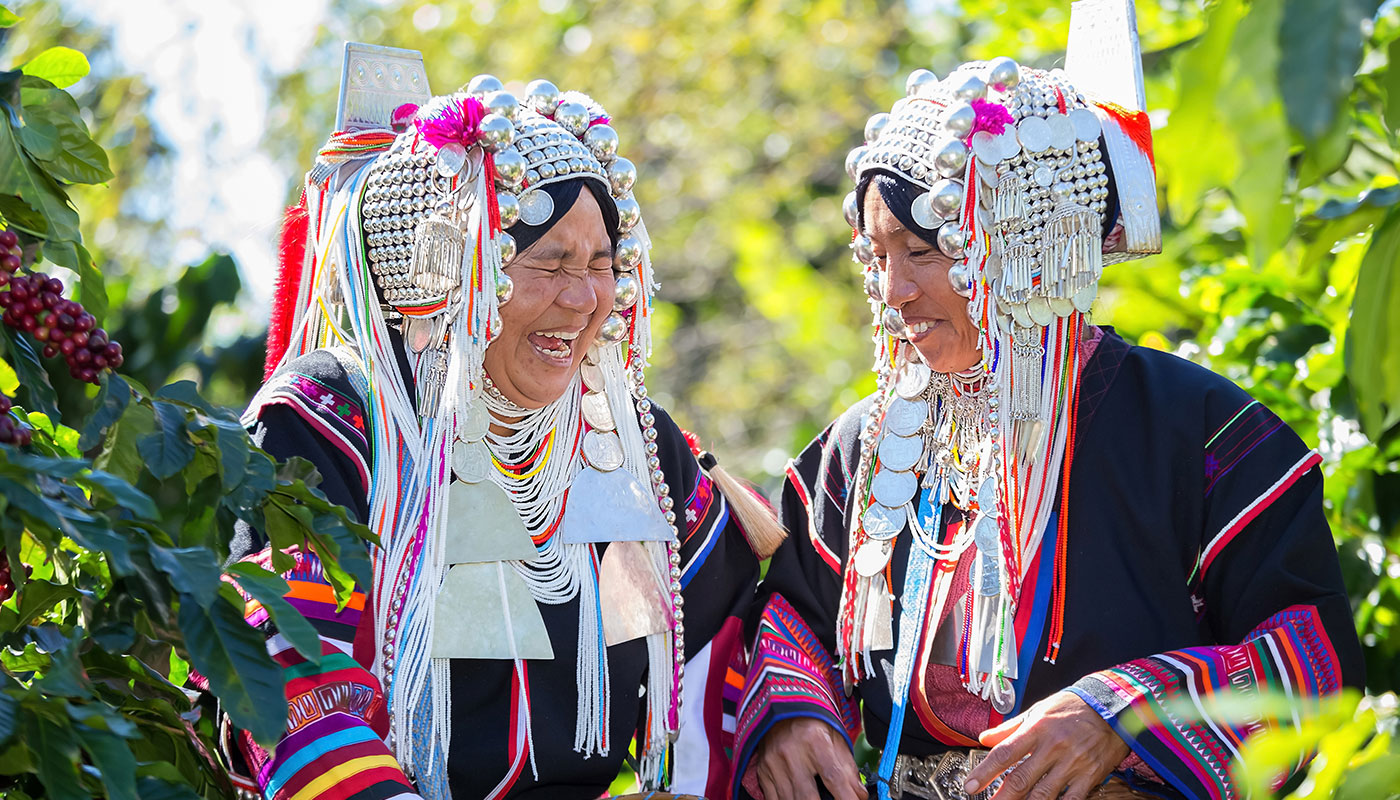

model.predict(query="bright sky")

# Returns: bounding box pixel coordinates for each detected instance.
[65,0,331,309]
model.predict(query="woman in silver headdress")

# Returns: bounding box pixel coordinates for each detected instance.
[731,23,1361,800]
[229,46,782,800]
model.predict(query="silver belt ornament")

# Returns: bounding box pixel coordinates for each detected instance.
[887,749,1005,800]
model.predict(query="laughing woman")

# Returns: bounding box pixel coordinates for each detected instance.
[227,48,779,800]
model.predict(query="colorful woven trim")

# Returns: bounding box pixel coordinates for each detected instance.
[1070,604,1342,800]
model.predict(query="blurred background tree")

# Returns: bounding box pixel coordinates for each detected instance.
[4,0,1399,790]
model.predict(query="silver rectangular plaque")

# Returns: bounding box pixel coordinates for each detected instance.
[334,42,432,131]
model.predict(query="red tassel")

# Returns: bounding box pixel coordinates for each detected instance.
[264,198,310,379]
[1096,101,1156,173]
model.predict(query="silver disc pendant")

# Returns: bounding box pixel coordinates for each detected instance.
[1068,108,1102,142]
[861,503,907,541]
[1072,284,1097,313]
[406,317,435,354]
[436,142,468,177]
[884,397,929,437]
[976,551,1001,596]
[853,539,895,577]
[991,678,1017,715]
[1011,301,1035,329]
[977,476,997,511]
[910,191,938,230]
[582,429,625,472]
[581,391,615,432]
[1027,296,1054,327]
[877,433,922,473]
[518,189,555,226]
[1045,114,1076,151]
[452,439,492,483]
[1049,296,1075,317]
[871,468,918,508]
[895,361,932,399]
[1017,116,1052,153]
[1033,165,1055,187]
[581,360,606,392]
[460,404,490,442]
[973,512,999,552]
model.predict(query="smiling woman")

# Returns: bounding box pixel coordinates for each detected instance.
[227,49,782,800]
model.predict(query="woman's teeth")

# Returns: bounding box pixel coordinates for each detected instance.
[905,320,930,336]
[535,330,578,359]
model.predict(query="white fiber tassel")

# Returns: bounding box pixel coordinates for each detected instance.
[572,545,610,757]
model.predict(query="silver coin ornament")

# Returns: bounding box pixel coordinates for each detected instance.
[846,146,868,181]
[991,679,1016,715]
[466,74,503,99]
[613,273,641,311]
[597,312,629,344]
[1049,296,1075,317]
[906,68,939,97]
[554,101,590,136]
[1011,299,1034,328]
[518,189,555,226]
[986,56,1020,91]
[1072,283,1097,313]
[862,503,908,541]
[843,191,860,228]
[977,551,1001,596]
[970,131,1001,166]
[1033,165,1055,187]
[584,124,620,163]
[910,192,938,230]
[1068,108,1102,142]
[871,468,918,508]
[495,272,514,304]
[977,476,997,512]
[864,270,882,301]
[853,538,895,577]
[435,142,468,177]
[1026,296,1054,326]
[865,112,891,144]
[895,360,932,398]
[581,360,605,391]
[1045,114,1076,151]
[453,440,492,483]
[973,512,999,552]
[884,397,929,437]
[937,221,968,260]
[934,138,970,178]
[878,432,923,472]
[497,192,521,228]
[479,113,516,152]
[608,157,637,195]
[406,317,434,354]
[1017,116,1052,153]
[928,179,964,220]
[581,391,616,432]
[882,306,906,337]
[582,429,625,472]
[943,102,977,138]
[460,403,491,441]
[994,129,1022,162]
[524,79,561,115]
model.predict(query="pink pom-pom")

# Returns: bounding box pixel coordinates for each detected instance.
[968,98,1014,138]
[391,103,420,132]
[415,96,488,149]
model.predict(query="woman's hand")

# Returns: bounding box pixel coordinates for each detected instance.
[752,717,868,800]
[963,690,1129,800]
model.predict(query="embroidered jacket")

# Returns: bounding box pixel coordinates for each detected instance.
[733,328,1363,800]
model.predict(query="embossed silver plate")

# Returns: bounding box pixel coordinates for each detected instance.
[895,360,932,399]
[581,391,615,432]
[335,42,431,132]
[884,397,929,437]
[878,433,922,472]
[452,439,492,484]
[871,467,918,507]
[561,466,673,543]
[861,502,907,541]
[581,429,624,471]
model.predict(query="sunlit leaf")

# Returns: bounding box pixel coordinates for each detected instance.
[176,588,288,747]
[1347,206,1400,439]
[19,47,90,90]
[224,561,323,664]
[137,401,196,480]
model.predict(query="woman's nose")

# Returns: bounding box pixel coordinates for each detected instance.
[555,271,599,314]
[882,254,920,309]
